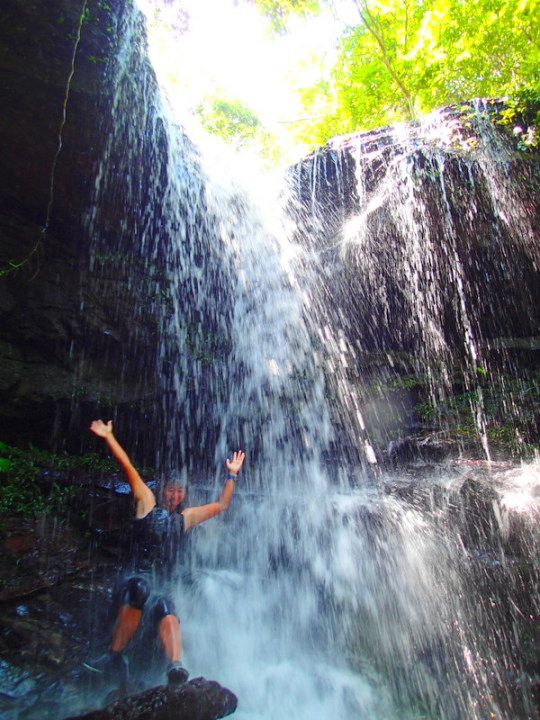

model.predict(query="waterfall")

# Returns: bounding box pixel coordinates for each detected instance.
[285,103,540,463]
[82,5,540,719]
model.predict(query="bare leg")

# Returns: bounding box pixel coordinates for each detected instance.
[160,613,188,685]
[158,613,181,661]
[83,604,138,678]
[111,605,143,652]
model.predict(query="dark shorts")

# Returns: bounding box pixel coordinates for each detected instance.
[112,574,178,626]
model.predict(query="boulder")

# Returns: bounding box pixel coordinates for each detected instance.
[62,678,238,720]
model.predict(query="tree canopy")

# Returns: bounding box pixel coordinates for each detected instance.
[149,0,539,160]
[248,0,540,151]
[195,94,283,165]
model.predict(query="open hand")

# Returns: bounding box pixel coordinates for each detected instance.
[90,419,113,438]
[226,450,245,476]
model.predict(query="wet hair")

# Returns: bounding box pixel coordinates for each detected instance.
[159,471,187,490]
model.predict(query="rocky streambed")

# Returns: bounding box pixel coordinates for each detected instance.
[1,458,540,719]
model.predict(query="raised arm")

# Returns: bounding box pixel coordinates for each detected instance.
[89,420,155,518]
[182,451,245,531]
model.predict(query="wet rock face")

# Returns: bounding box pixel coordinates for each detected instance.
[285,108,540,459]
[0,0,538,466]
[0,0,226,466]
[0,0,165,457]
[287,108,540,358]
[0,0,123,257]
[0,513,115,720]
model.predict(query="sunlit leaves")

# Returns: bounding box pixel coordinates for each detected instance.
[196,95,261,141]
[195,93,283,164]
[275,0,540,146]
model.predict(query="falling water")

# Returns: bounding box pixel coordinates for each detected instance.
[79,5,540,719]
[286,104,540,463]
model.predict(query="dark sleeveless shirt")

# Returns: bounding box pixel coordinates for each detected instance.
[131,506,186,574]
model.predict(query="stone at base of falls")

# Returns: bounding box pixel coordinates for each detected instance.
[61,677,238,720]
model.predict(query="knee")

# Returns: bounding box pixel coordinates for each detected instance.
[153,596,178,625]
[121,576,151,611]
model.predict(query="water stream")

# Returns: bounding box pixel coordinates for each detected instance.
[79,5,540,719]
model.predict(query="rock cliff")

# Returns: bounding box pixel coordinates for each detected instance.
[1,0,539,464]
[285,108,540,459]
[0,0,168,458]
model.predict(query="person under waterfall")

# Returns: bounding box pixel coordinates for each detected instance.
[84,419,245,687]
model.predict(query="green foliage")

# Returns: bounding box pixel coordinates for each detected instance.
[495,87,540,151]
[412,371,540,456]
[0,442,115,516]
[260,0,540,147]
[195,93,283,165]
[196,96,260,141]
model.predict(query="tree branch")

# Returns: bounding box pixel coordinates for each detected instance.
[353,0,417,119]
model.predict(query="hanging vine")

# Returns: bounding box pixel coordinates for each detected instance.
[0,0,89,279]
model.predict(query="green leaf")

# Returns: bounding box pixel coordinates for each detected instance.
[250,0,540,145]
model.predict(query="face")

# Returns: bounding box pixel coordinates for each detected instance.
[162,484,186,512]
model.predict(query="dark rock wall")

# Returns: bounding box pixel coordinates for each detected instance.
[285,109,540,458]
[287,109,540,356]
[0,0,168,457]
[1,0,539,463]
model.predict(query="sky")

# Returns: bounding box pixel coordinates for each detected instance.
[137,0,355,134]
